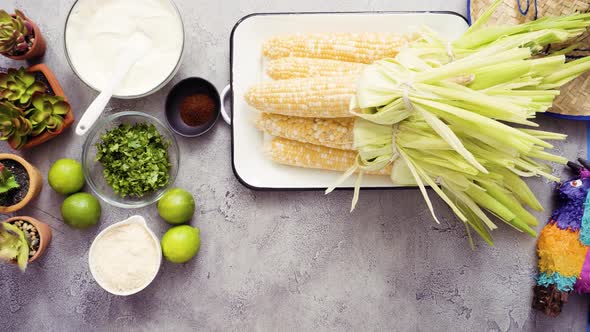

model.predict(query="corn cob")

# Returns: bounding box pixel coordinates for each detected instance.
[262,32,417,64]
[257,113,355,150]
[266,57,367,80]
[245,75,356,118]
[268,137,391,175]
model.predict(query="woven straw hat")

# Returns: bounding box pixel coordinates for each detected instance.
[469,0,590,117]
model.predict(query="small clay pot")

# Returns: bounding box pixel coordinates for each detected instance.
[0,153,42,214]
[3,216,52,263]
[9,64,75,150]
[1,13,46,61]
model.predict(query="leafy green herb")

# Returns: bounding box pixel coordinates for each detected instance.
[95,123,171,198]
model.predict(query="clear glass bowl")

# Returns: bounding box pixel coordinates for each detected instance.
[63,0,185,99]
[82,112,180,208]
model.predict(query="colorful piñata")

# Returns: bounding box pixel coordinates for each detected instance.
[534,159,590,316]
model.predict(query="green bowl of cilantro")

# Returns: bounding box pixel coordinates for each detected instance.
[82,111,179,208]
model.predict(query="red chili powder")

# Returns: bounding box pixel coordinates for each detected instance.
[180,93,215,127]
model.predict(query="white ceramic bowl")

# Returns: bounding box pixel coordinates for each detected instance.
[63,0,185,99]
[88,215,162,296]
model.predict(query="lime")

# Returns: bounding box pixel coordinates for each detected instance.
[157,188,195,224]
[48,159,85,195]
[161,225,200,263]
[61,193,101,229]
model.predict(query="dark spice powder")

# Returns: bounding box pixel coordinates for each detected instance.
[180,93,215,127]
[0,159,29,207]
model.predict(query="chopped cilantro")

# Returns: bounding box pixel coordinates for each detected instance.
[95,123,171,198]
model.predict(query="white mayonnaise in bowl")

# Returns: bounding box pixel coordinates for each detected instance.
[64,0,185,99]
[89,215,162,296]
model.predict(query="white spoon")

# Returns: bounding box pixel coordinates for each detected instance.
[76,32,152,136]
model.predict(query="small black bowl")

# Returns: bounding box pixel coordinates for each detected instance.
[165,77,220,137]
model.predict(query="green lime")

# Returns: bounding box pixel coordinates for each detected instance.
[61,193,101,229]
[157,188,195,224]
[48,158,85,195]
[161,225,200,263]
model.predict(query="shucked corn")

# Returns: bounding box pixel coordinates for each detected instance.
[245,75,357,118]
[266,57,367,80]
[262,32,417,64]
[269,137,391,175]
[248,32,414,173]
[256,113,355,150]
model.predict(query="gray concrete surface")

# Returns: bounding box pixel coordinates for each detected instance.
[1,0,589,331]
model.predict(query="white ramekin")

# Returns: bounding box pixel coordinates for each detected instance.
[88,215,162,296]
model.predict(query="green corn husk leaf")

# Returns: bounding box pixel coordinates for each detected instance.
[478,180,538,226]
[325,1,590,245]
[455,0,590,50]
[350,110,560,229]
[446,189,494,247]
[413,104,487,173]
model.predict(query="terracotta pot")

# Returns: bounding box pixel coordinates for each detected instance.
[1,13,46,61]
[3,216,52,263]
[0,153,42,213]
[8,64,75,150]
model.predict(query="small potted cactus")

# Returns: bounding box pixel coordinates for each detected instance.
[0,216,52,271]
[0,65,74,150]
[0,153,42,214]
[0,9,46,60]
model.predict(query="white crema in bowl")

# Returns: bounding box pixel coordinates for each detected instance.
[65,0,184,97]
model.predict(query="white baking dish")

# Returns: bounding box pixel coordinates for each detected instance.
[230,12,469,190]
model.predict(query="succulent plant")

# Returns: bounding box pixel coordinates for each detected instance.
[0,67,46,106]
[26,93,70,136]
[0,101,32,149]
[0,10,33,56]
[0,222,29,271]
[0,162,19,194]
